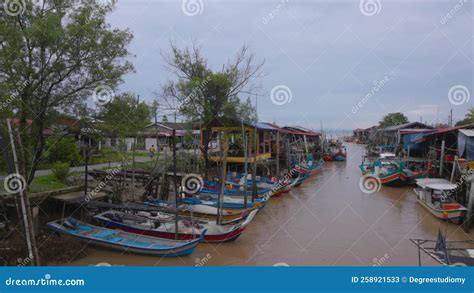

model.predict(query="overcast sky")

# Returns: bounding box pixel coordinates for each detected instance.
[107,0,473,130]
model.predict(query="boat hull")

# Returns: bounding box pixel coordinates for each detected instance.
[378,171,404,187]
[401,169,430,185]
[47,219,201,257]
[96,219,245,243]
[416,198,467,224]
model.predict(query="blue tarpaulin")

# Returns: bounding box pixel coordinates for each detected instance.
[458,129,474,160]
[403,132,432,150]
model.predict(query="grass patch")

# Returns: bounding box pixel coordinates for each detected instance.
[128,150,151,157]
[29,174,68,194]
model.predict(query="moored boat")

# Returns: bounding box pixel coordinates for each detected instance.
[94,209,259,243]
[333,146,347,161]
[144,200,250,224]
[47,217,204,256]
[400,161,432,185]
[414,178,467,224]
[360,155,404,187]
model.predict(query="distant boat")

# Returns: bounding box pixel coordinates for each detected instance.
[414,178,467,224]
[47,218,204,256]
[94,209,258,243]
[333,147,347,161]
[324,143,347,162]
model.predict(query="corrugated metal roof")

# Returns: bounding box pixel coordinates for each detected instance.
[459,129,474,137]
[253,122,278,130]
[379,122,433,132]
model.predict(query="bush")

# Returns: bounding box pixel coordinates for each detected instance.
[44,137,82,166]
[51,162,71,183]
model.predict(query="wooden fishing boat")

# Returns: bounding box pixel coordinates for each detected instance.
[322,154,334,161]
[414,178,467,224]
[94,208,258,243]
[333,146,347,161]
[199,184,270,197]
[360,155,404,187]
[47,218,204,256]
[219,174,298,198]
[400,161,432,185]
[181,195,266,210]
[144,200,249,224]
[294,159,325,177]
[294,173,310,187]
[323,141,346,161]
[266,177,299,197]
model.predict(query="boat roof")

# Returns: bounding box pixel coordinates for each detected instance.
[415,178,457,190]
[380,152,396,159]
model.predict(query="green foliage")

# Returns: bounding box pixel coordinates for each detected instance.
[51,162,71,183]
[163,44,262,126]
[98,93,151,137]
[183,128,194,147]
[0,0,134,184]
[456,107,474,126]
[29,174,68,193]
[44,137,82,166]
[379,112,409,128]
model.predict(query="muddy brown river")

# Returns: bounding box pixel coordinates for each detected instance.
[70,143,473,266]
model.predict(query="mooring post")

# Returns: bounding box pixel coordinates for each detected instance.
[463,175,474,233]
[439,138,445,176]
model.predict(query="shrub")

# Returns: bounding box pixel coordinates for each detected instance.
[45,137,82,166]
[51,162,71,183]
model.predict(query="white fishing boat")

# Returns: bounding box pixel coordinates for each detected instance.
[414,178,467,224]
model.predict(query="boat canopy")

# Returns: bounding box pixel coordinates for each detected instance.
[415,178,457,190]
[380,152,396,159]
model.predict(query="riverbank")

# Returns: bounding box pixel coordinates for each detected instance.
[65,143,473,266]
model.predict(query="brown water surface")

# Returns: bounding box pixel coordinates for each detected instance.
[70,143,473,266]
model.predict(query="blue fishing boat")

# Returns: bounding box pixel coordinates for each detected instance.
[293,158,325,186]
[47,218,204,257]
